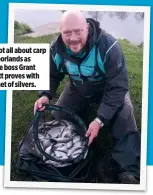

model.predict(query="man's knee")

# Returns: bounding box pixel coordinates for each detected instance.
[119,92,134,119]
[112,92,137,138]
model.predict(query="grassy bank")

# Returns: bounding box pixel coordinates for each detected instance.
[11,33,143,181]
[14,21,33,37]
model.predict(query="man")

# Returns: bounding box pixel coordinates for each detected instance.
[34,10,140,184]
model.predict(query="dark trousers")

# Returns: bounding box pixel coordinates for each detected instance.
[52,82,140,179]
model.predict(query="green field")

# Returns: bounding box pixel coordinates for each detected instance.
[11,30,143,181]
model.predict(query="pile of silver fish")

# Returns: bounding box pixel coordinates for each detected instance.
[33,120,88,167]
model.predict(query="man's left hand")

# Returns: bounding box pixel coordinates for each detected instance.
[85,120,101,145]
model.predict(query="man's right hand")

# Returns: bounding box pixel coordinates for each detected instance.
[34,96,49,115]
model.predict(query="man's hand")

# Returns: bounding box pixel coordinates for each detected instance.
[85,120,101,145]
[34,96,49,115]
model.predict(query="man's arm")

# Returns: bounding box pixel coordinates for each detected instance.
[97,36,128,125]
[38,47,65,100]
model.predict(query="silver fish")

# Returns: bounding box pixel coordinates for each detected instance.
[45,120,59,125]
[45,134,51,139]
[54,151,68,159]
[38,133,45,140]
[43,156,46,161]
[51,151,55,157]
[45,160,52,164]
[56,145,68,153]
[37,119,89,167]
[54,143,65,148]
[67,147,77,157]
[43,139,51,149]
[45,145,52,155]
[71,148,83,158]
[73,148,83,154]
[59,126,67,136]
[60,125,66,132]
[46,160,71,167]
[56,163,72,167]
[67,141,73,149]
[74,140,82,148]
[38,124,45,130]
[51,137,72,143]
[71,152,80,159]
[47,127,61,138]
[72,135,81,144]
[62,126,73,137]
[46,160,59,166]
[61,120,72,126]
[44,126,51,131]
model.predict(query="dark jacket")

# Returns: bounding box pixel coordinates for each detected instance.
[39,18,128,124]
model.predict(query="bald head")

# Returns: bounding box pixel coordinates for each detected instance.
[60,10,87,29]
[60,10,89,53]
